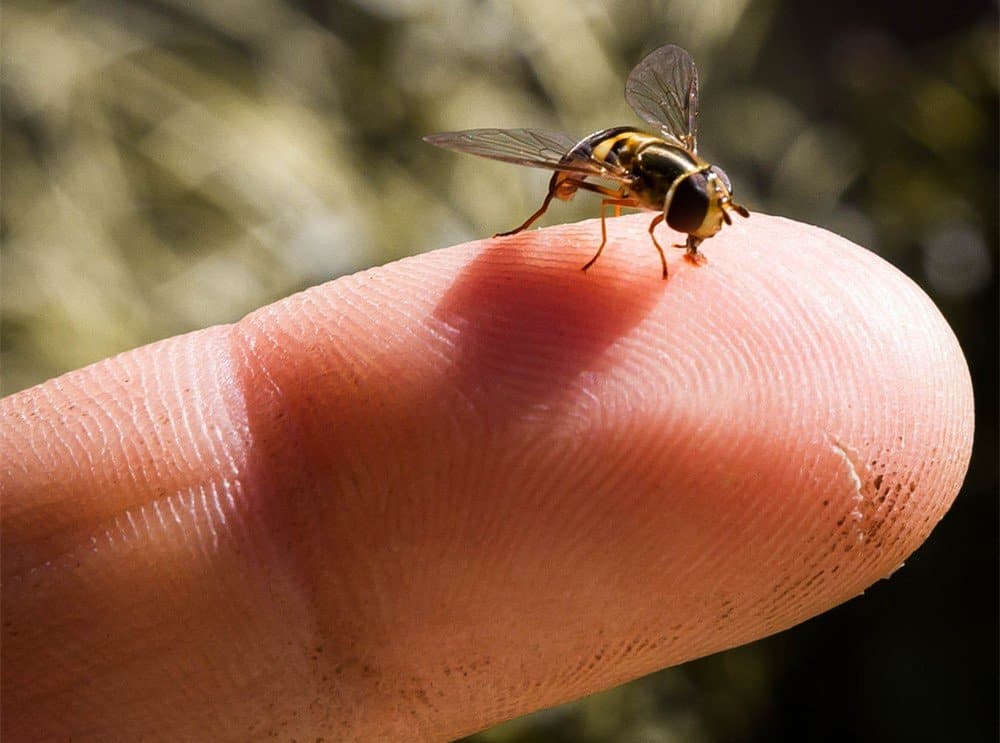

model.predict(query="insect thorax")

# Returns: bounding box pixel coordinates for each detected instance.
[627,142,696,204]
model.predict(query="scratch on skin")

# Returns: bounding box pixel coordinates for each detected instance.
[827,435,866,543]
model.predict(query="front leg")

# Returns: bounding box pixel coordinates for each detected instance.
[682,234,707,266]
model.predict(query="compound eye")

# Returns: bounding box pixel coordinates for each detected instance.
[710,165,733,193]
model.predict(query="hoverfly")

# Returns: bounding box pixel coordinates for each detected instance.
[424,44,749,279]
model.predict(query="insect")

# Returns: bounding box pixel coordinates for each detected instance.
[424,44,749,279]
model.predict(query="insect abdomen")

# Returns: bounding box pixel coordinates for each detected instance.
[583,128,656,169]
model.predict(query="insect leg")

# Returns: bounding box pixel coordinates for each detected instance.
[683,235,707,266]
[646,213,669,279]
[495,172,563,237]
[571,181,632,198]
[582,197,636,273]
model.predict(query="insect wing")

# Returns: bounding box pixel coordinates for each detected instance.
[423,128,627,180]
[625,44,700,151]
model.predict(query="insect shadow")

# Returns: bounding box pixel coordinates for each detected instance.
[432,227,665,422]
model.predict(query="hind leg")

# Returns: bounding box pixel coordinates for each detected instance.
[495,180,559,237]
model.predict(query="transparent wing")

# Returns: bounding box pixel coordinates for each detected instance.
[423,128,630,180]
[624,44,700,151]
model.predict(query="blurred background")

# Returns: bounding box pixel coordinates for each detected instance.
[3,0,996,740]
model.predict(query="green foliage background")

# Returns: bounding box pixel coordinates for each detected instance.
[3,1,996,740]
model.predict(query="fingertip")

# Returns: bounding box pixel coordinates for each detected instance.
[240,211,973,608]
[239,209,973,641]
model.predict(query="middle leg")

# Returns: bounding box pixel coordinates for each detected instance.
[647,213,669,280]
[582,197,638,273]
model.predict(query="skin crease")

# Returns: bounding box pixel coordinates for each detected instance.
[1,214,974,741]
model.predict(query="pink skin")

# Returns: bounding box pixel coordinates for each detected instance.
[2,214,973,741]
